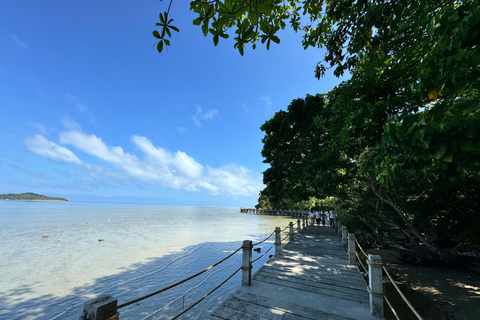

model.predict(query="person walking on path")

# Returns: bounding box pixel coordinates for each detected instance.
[315,211,321,226]
[309,210,315,225]
[329,209,336,228]
[320,211,326,226]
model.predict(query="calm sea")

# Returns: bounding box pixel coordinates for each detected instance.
[0,201,296,320]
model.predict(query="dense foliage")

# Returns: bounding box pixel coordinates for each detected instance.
[157,0,480,257]
[0,193,68,201]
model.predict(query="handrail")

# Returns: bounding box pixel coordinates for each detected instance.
[384,295,401,320]
[117,245,242,309]
[354,238,368,259]
[253,230,275,246]
[383,266,424,320]
[342,223,423,320]
[252,243,275,264]
[355,252,368,273]
[170,267,242,320]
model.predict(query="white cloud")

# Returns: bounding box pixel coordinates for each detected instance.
[59,131,136,165]
[27,130,262,197]
[132,135,204,179]
[12,34,28,50]
[202,165,260,196]
[193,106,219,127]
[24,135,82,165]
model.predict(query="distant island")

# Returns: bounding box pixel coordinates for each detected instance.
[0,192,68,201]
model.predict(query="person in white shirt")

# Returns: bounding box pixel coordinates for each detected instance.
[309,210,315,225]
[329,210,336,228]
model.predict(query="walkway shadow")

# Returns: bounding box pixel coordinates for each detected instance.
[0,234,276,320]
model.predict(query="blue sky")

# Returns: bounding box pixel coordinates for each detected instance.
[0,1,344,207]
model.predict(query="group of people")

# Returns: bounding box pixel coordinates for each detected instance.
[309,209,336,227]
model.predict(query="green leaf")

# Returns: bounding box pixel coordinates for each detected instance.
[460,144,474,152]
[271,35,280,44]
[213,34,219,46]
[202,22,209,36]
[169,25,179,32]
[238,44,244,56]
[440,153,453,162]
[193,17,203,26]
[434,143,448,159]
[152,30,161,39]
[163,38,170,46]
[157,40,164,53]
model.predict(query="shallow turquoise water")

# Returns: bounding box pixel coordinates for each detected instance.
[0,201,296,320]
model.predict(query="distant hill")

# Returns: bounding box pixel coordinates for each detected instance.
[0,192,68,201]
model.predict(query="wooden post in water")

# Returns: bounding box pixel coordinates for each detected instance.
[241,240,253,286]
[274,227,282,256]
[289,222,294,241]
[368,254,384,317]
[296,219,301,231]
[348,233,356,265]
[342,226,348,247]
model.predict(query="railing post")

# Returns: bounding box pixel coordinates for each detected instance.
[274,227,282,256]
[348,233,356,265]
[241,240,253,286]
[296,219,301,231]
[78,295,118,320]
[302,217,306,229]
[368,254,384,317]
[337,221,342,235]
[342,226,348,247]
[289,222,294,241]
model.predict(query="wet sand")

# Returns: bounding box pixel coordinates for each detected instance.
[373,250,480,320]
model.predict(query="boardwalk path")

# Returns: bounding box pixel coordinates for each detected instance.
[207,225,382,320]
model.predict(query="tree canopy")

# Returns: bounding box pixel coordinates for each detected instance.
[156,0,480,258]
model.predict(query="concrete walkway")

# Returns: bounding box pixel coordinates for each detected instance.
[207,225,382,320]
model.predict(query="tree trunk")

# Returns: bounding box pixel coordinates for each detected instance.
[369,175,454,261]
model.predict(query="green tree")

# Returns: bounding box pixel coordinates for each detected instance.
[157,0,480,257]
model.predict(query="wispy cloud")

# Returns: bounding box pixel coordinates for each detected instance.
[176,126,187,134]
[260,95,273,114]
[192,106,219,127]
[28,122,48,135]
[240,102,249,113]
[65,93,96,123]
[25,129,262,197]
[24,135,82,165]
[9,162,54,180]
[61,117,82,131]
[12,34,28,50]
